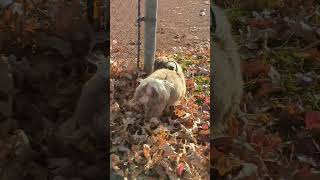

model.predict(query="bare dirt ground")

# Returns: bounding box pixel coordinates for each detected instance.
[111,0,210,62]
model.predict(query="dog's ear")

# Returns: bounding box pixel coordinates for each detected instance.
[165,60,178,72]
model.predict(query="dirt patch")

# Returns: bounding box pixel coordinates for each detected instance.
[110,0,210,62]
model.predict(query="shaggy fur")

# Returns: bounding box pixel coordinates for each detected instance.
[133,61,186,118]
[211,5,244,136]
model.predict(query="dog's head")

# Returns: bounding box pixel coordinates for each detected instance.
[154,58,183,74]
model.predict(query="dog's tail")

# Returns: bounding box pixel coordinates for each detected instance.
[211,5,235,51]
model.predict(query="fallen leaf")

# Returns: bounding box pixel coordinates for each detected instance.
[198,129,210,143]
[248,19,273,29]
[242,60,271,78]
[255,81,283,98]
[211,136,233,153]
[256,113,272,125]
[174,109,186,118]
[305,111,320,130]
[228,117,240,138]
[210,146,224,164]
[176,162,185,177]
[299,48,320,62]
[201,123,209,130]
[249,130,266,148]
[186,79,195,90]
[143,144,151,158]
[215,154,242,176]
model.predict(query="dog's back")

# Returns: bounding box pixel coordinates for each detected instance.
[148,68,186,104]
[132,60,186,118]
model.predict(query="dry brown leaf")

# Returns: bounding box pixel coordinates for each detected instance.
[256,113,272,124]
[248,19,273,29]
[255,81,283,98]
[211,137,233,153]
[242,60,271,78]
[228,117,240,138]
[300,48,320,62]
[186,79,195,90]
[305,111,320,131]
[143,144,151,158]
[215,154,242,176]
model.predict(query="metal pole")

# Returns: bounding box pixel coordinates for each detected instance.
[137,0,142,69]
[143,0,158,75]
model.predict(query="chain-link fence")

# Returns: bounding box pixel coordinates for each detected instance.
[111,0,144,63]
[110,0,210,64]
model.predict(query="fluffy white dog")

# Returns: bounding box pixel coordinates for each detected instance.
[132,60,186,118]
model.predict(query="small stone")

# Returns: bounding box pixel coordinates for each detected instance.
[118,146,130,153]
[186,35,199,40]
[200,11,206,16]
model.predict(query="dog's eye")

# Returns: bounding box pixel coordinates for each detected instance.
[168,66,174,70]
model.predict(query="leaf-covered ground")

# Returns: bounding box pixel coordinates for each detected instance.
[0,0,109,180]
[110,43,210,179]
[211,1,320,179]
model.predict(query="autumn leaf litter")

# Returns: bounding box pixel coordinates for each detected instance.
[210,2,320,179]
[110,46,210,179]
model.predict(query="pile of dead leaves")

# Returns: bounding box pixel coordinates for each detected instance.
[211,2,320,179]
[110,46,210,179]
[0,1,108,180]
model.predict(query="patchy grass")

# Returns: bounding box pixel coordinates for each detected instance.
[226,4,249,33]
[264,50,320,110]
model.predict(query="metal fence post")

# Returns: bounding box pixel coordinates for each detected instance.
[143,0,158,75]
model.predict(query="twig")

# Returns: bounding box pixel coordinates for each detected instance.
[278,32,294,49]
[28,0,49,17]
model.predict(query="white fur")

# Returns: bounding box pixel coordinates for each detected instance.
[133,68,185,118]
[212,5,243,136]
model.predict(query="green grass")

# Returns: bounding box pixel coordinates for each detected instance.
[225,4,249,33]
[265,50,320,110]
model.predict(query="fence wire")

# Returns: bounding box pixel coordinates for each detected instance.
[110,0,144,64]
